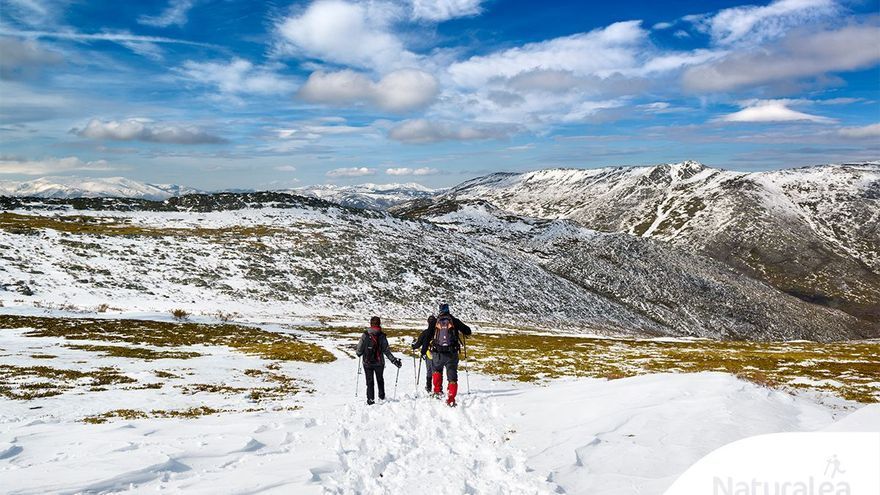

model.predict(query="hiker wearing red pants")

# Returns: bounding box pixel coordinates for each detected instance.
[430,303,472,406]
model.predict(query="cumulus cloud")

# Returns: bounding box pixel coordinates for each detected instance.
[73,118,227,144]
[690,0,838,46]
[719,100,835,123]
[385,166,439,175]
[0,37,62,80]
[326,166,376,177]
[388,119,518,143]
[683,24,880,92]
[138,0,196,28]
[178,58,295,95]
[448,21,647,88]
[275,0,417,71]
[298,69,438,112]
[838,123,880,139]
[0,155,120,175]
[410,0,482,21]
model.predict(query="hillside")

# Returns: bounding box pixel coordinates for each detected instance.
[421,162,880,326]
[0,191,872,340]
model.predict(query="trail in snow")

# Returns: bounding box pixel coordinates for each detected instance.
[323,393,557,494]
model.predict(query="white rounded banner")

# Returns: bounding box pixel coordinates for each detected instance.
[666,432,880,495]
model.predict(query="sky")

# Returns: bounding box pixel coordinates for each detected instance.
[0,0,878,190]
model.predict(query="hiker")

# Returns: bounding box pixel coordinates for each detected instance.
[430,303,472,406]
[356,316,402,405]
[411,314,437,392]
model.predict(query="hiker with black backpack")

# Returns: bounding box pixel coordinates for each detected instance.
[430,303,472,407]
[356,316,402,405]
[411,314,437,392]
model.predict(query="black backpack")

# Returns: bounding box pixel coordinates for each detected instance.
[432,315,458,353]
[363,331,383,364]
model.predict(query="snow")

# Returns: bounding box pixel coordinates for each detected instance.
[2,321,874,495]
[0,176,202,201]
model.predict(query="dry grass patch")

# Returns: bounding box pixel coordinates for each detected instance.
[0,364,135,400]
[1,314,335,363]
[316,326,880,403]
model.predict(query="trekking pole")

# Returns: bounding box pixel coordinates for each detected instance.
[463,337,470,395]
[355,358,361,398]
[412,348,417,387]
[393,364,400,400]
[416,352,422,392]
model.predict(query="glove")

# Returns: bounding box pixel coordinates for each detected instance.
[410,340,419,350]
[392,357,402,368]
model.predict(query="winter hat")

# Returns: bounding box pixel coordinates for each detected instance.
[438,303,450,315]
[370,316,381,328]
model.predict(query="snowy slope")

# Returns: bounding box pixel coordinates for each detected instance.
[0,176,202,201]
[1,192,871,339]
[291,182,440,210]
[421,162,880,326]
[1,319,873,495]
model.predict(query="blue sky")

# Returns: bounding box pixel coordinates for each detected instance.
[0,0,878,189]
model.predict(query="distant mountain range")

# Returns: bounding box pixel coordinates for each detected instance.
[289,183,439,210]
[1,161,877,340]
[0,176,203,201]
[0,176,438,209]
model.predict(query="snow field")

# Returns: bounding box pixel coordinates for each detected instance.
[2,321,878,494]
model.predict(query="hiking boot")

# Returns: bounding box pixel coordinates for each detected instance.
[366,399,375,405]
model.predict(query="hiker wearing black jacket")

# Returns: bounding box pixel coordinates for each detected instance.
[356,316,402,405]
[430,303,472,406]
[411,315,437,392]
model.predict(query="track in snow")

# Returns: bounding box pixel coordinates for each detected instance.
[322,392,558,494]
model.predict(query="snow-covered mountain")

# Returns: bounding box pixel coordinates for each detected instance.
[0,176,202,201]
[401,161,880,326]
[1,191,872,340]
[291,183,439,210]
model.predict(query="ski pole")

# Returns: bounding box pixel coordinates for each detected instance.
[393,364,400,400]
[355,358,361,398]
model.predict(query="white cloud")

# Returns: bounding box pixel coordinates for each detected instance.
[73,118,226,144]
[410,0,482,22]
[298,69,438,112]
[1,0,63,28]
[448,21,647,88]
[275,165,298,172]
[275,0,417,71]
[719,100,835,123]
[683,24,880,92]
[178,58,295,95]
[388,119,517,143]
[138,0,196,28]
[0,37,62,80]
[691,0,838,46]
[838,123,880,139]
[0,28,214,48]
[0,156,120,175]
[326,166,376,177]
[653,22,674,30]
[385,166,439,175]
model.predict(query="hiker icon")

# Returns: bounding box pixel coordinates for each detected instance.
[824,454,845,478]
